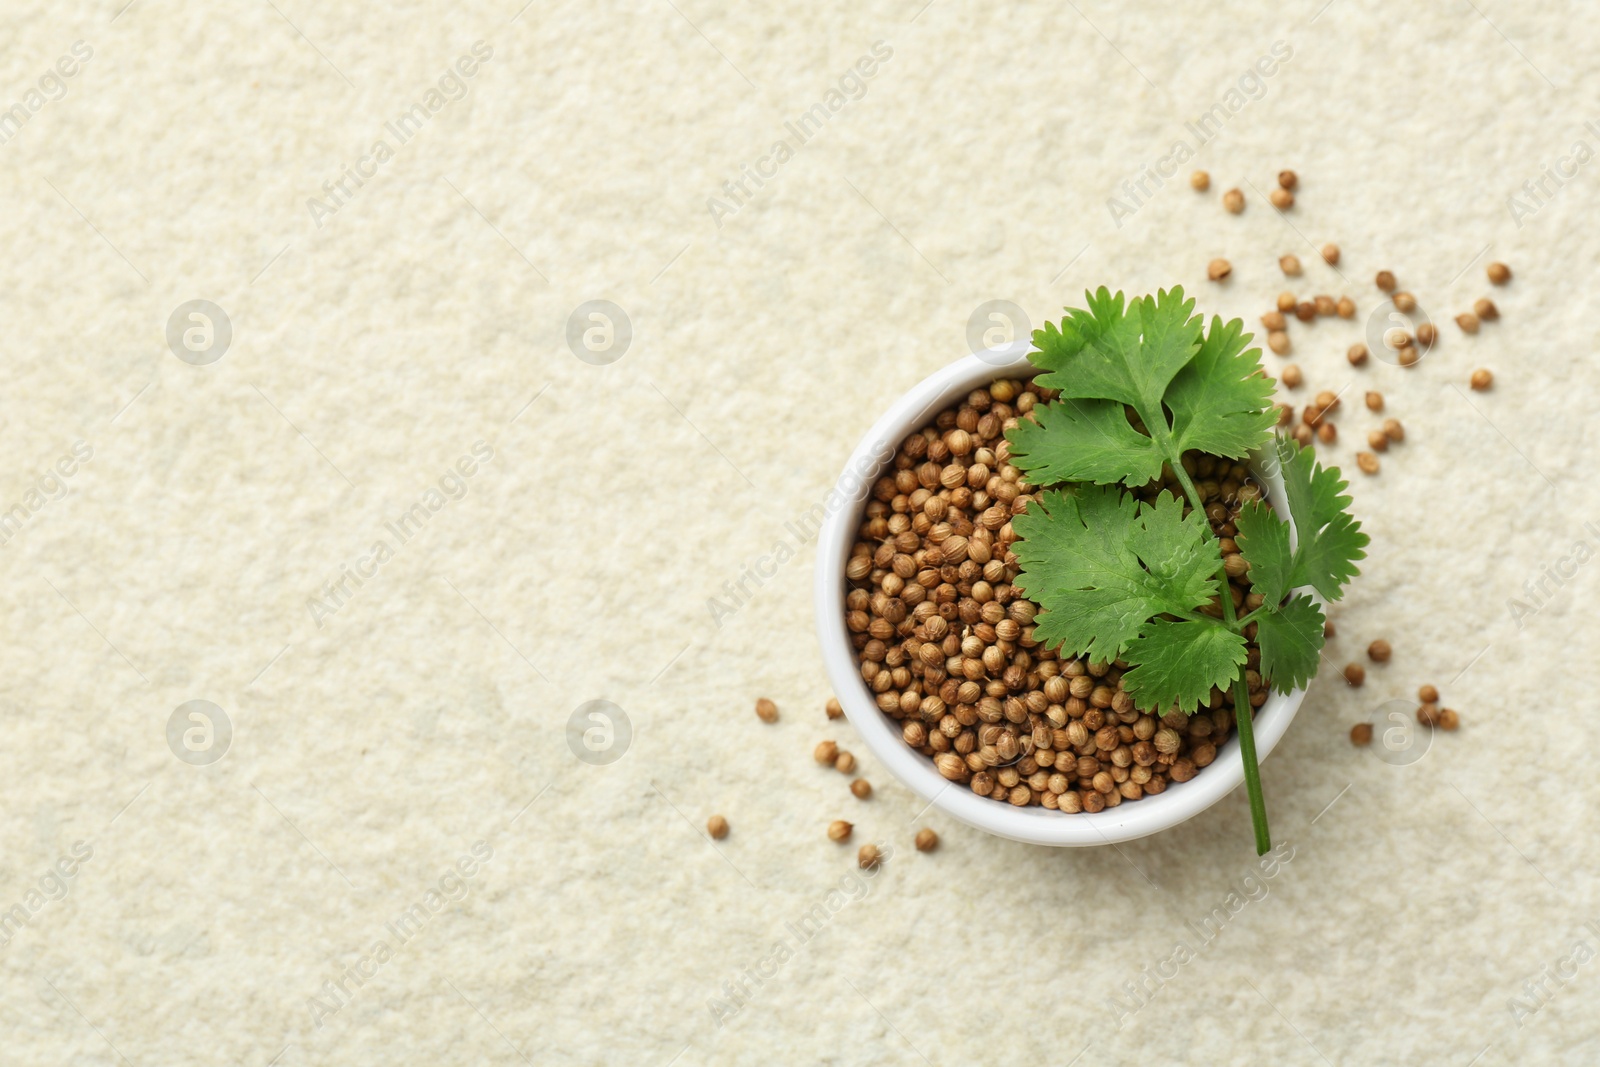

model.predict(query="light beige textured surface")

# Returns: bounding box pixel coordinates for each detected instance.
[1,1,1597,1064]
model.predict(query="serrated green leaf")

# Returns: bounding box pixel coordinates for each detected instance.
[1275,439,1369,601]
[1006,397,1164,487]
[1011,485,1219,662]
[1122,618,1249,714]
[1253,594,1325,693]
[1030,287,1202,414]
[1167,315,1280,459]
[1234,499,1294,607]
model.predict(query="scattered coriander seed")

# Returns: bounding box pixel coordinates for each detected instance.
[850,778,872,799]
[834,751,857,774]
[1348,343,1370,366]
[1280,254,1303,276]
[1475,297,1499,321]
[1418,684,1439,704]
[1383,417,1404,442]
[1295,300,1316,322]
[1223,188,1245,213]
[1350,722,1373,746]
[1368,639,1392,662]
[1365,390,1384,411]
[756,698,779,723]
[1277,402,1295,426]
[1270,187,1295,210]
[1397,346,1420,367]
[1337,296,1356,319]
[828,819,853,842]
[1208,258,1232,281]
[1456,312,1480,334]
[1356,451,1379,474]
[1384,327,1413,351]
[1416,704,1440,727]
[1262,310,1287,331]
[1322,243,1341,265]
[1281,364,1304,388]
[1343,663,1366,686]
[1268,330,1291,355]
[1367,429,1389,452]
[1316,390,1341,412]
[826,697,843,720]
[1470,368,1493,391]
[914,827,939,852]
[1487,261,1511,285]
[1315,294,1337,316]
[1393,291,1417,313]
[1277,290,1297,312]
[1292,424,1313,447]
[707,814,729,839]
[858,843,881,869]
[1375,270,1396,292]
[1278,169,1298,190]
[1437,708,1461,730]
[814,740,839,764]
[1317,422,1337,444]
[1325,619,1337,638]
[1190,170,1211,191]
[1416,323,1437,347]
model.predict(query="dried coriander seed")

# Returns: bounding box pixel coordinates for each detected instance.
[1280,254,1303,276]
[1277,291,1297,312]
[1262,310,1286,331]
[1470,368,1493,391]
[1317,422,1337,444]
[850,778,872,799]
[1368,429,1389,452]
[756,698,779,723]
[1223,188,1245,213]
[834,751,856,774]
[826,697,843,720]
[1343,663,1365,686]
[1208,258,1232,281]
[707,814,730,839]
[1278,169,1298,190]
[1337,296,1356,319]
[1281,364,1304,388]
[1397,345,1419,367]
[1292,424,1313,447]
[914,827,939,851]
[1191,170,1211,191]
[858,843,881,869]
[1322,243,1340,265]
[1383,418,1404,442]
[1437,708,1460,730]
[1375,270,1396,292]
[1356,451,1379,474]
[1368,639,1392,662]
[1270,187,1295,210]
[1365,390,1383,411]
[814,740,839,764]
[1295,300,1316,322]
[1416,704,1440,727]
[1487,261,1511,285]
[1350,723,1373,746]
[1416,323,1437,347]
[1268,330,1291,355]
[1348,343,1370,366]
[1456,312,1480,334]
[1474,297,1499,321]
[828,819,853,842]
[1393,291,1417,313]
[1418,684,1439,704]
[1315,294,1337,316]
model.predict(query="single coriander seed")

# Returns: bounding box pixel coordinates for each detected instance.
[1315,294,1337,316]
[1365,390,1384,411]
[1280,254,1302,276]
[1368,639,1392,662]
[1437,708,1461,730]
[1343,663,1366,686]
[1337,296,1356,318]
[1350,723,1373,746]
[1191,170,1211,191]
[1487,261,1511,285]
[707,814,729,839]
[1277,290,1297,312]
[1270,187,1295,210]
[1470,368,1493,391]
[1383,417,1404,442]
[914,827,939,852]
[1417,704,1440,727]
[1278,169,1298,190]
[1268,330,1291,355]
[828,819,853,842]
[825,697,843,720]
[1416,323,1437,347]
[1475,297,1499,321]
[1375,270,1397,292]
[814,739,839,764]
[1322,243,1341,265]
[1262,310,1286,331]
[1317,422,1337,444]
[1393,291,1417,313]
[1418,684,1439,704]
[1456,312,1480,334]
[1208,258,1232,282]
[1223,188,1245,213]
[834,750,857,774]
[858,843,881,869]
[1368,429,1389,452]
[1295,300,1316,322]
[850,778,872,799]
[1348,343,1370,366]
[1356,451,1379,474]
[1281,364,1303,388]
[756,697,779,723]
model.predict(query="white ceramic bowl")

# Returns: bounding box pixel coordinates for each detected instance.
[814,351,1309,846]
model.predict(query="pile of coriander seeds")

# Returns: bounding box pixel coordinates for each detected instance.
[843,377,1273,812]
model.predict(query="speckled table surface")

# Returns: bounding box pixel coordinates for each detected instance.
[0,1,1596,1064]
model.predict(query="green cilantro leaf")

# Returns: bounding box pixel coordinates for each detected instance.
[1011,485,1218,663]
[1167,315,1281,458]
[1274,439,1369,600]
[1233,499,1293,607]
[1029,287,1202,413]
[1252,594,1325,695]
[1004,397,1164,487]
[1122,618,1249,714]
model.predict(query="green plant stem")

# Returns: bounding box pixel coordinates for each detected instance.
[1168,459,1273,855]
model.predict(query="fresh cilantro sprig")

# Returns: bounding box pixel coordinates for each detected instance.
[1007,287,1368,854]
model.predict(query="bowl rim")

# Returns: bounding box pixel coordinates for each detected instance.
[812,350,1309,846]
